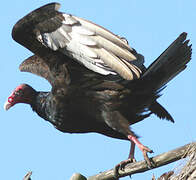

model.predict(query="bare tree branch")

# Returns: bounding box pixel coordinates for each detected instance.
[169,142,196,180]
[22,142,196,180]
[86,142,196,180]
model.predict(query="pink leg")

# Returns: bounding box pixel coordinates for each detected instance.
[114,135,154,178]
[114,139,137,177]
[128,141,136,162]
[128,135,153,166]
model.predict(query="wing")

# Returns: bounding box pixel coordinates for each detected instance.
[19,52,110,91]
[12,3,144,81]
[19,52,105,90]
[19,54,71,89]
[19,55,54,85]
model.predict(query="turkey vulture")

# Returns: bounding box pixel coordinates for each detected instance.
[4,2,192,175]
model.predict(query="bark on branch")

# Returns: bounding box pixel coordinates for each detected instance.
[77,142,195,180]
[23,142,196,180]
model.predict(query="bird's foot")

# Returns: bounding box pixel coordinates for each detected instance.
[141,145,155,168]
[114,157,136,179]
[128,135,155,168]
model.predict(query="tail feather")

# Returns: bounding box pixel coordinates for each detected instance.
[137,32,192,123]
[143,32,192,90]
[149,101,174,123]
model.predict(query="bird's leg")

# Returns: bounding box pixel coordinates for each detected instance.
[115,141,136,170]
[114,141,136,178]
[114,135,154,178]
[128,135,154,167]
[128,141,136,162]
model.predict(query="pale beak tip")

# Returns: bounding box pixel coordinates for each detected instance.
[4,101,11,111]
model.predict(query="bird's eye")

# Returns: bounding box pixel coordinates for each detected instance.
[14,89,23,96]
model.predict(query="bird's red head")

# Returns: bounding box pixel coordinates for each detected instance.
[4,84,36,110]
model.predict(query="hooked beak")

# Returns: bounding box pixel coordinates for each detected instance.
[4,100,12,111]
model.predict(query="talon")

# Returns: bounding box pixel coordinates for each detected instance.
[120,159,131,170]
[130,157,137,163]
[143,145,153,153]
[142,149,155,168]
[114,158,136,178]
[127,135,155,168]
[114,164,120,179]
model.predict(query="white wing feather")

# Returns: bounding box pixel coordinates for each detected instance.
[37,13,143,80]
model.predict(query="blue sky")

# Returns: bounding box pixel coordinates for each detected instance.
[1,1,195,180]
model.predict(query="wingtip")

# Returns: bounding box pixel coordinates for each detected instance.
[19,62,24,72]
[181,32,187,37]
[12,2,61,41]
[31,2,61,12]
[177,32,188,43]
[41,2,61,11]
[19,58,27,72]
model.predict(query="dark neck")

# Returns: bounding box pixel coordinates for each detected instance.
[31,91,50,121]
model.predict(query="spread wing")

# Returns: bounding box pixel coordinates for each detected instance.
[19,53,102,89]
[19,55,53,84]
[12,2,144,81]
[19,54,69,88]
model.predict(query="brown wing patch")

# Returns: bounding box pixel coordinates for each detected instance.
[19,55,55,86]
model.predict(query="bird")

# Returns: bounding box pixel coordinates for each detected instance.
[4,2,192,176]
